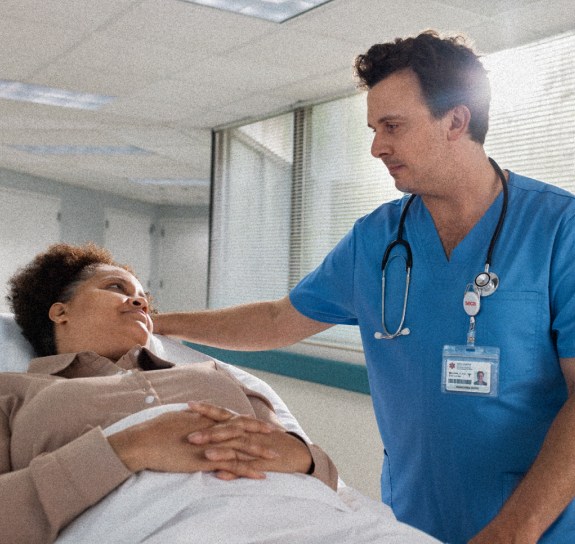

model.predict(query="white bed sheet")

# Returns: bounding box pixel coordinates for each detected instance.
[0,313,441,543]
[57,404,440,544]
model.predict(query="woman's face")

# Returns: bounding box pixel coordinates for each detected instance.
[50,264,153,360]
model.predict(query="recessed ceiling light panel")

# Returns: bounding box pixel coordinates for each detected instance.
[0,80,114,110]
[9,145,149,155]
[180,0,334,23]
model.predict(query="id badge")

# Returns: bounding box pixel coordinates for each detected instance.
[442,344,499,397]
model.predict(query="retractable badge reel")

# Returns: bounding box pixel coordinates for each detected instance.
[441,270,500,397]
[462,267,498,345]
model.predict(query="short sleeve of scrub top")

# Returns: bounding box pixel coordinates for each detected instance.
[289,197,405,327]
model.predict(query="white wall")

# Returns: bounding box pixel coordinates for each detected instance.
[104,208,153,290]
[0,169,210,314]
[0,187,61,312]
[156,217,209,312]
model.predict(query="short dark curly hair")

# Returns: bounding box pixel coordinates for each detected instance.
[354,30,491,144]
[7,243,141,357]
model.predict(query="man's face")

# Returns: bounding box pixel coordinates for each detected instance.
[367,69,452,196]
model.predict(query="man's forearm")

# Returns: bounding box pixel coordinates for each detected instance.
[152,296,331,351]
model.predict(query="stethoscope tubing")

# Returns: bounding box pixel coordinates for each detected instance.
[380,195,416,272]
[485,157,508,269]
[376,157,508,340]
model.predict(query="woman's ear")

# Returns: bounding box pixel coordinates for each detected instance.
[446,105,471,141]
[49,302,68,324]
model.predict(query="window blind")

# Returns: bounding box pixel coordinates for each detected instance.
[210,31,575,358]
[289,96,403,350]
[484,32,575,189]
[210,113,295,308]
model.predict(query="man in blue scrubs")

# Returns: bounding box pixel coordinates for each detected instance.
[155,31,575,543]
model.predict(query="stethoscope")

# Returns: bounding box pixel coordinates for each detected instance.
[374,157,509,340]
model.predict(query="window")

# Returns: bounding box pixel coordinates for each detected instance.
[210,113,294,308]
[210,31,575,359]
[483,32,575,189]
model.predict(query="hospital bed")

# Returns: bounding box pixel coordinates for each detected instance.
[0,313,440,543]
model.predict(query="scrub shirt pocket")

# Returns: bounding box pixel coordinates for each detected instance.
[477,291,541,378]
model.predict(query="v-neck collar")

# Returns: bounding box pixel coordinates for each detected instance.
[408,188,506,268]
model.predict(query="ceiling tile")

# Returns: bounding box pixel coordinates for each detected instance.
[1,0,139,30]
[0,0,571,205]
[0,17,83,60]
[465,18,543,54]
[32,63,157,97]
[62,33,205,79]
[267,67,356,104]
[102,0,275,53]
[499,0,575,38]
[433,0,542,16]
[221,27,361,81]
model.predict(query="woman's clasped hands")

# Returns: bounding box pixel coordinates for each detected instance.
[107,401,313,481]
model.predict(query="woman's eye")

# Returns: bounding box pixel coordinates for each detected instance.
[107,283,124,291]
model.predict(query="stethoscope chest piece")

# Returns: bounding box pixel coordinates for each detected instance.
[474,270,499,297]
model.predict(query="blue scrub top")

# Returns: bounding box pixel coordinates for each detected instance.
[290,172,575,543]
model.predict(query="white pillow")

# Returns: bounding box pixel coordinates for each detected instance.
[0,313,308,438]
[0,313,36,372]
[0,312,214,372]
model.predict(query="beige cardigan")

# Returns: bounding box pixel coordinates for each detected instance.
[0,347,338,543]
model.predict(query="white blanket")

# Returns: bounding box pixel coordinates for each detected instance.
[57,404,440,544]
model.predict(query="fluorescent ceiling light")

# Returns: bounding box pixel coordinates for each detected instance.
[129,178,210,187]
[9,145,150,155]
[0,80,114,110]
[180,0,334,23]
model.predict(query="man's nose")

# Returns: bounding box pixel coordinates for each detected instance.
[371,133,391,159]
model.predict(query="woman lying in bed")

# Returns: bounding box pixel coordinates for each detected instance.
[0,243,337,544]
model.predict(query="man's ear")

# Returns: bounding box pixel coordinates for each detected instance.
[446,105,471,141]
[49,302,68,324]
